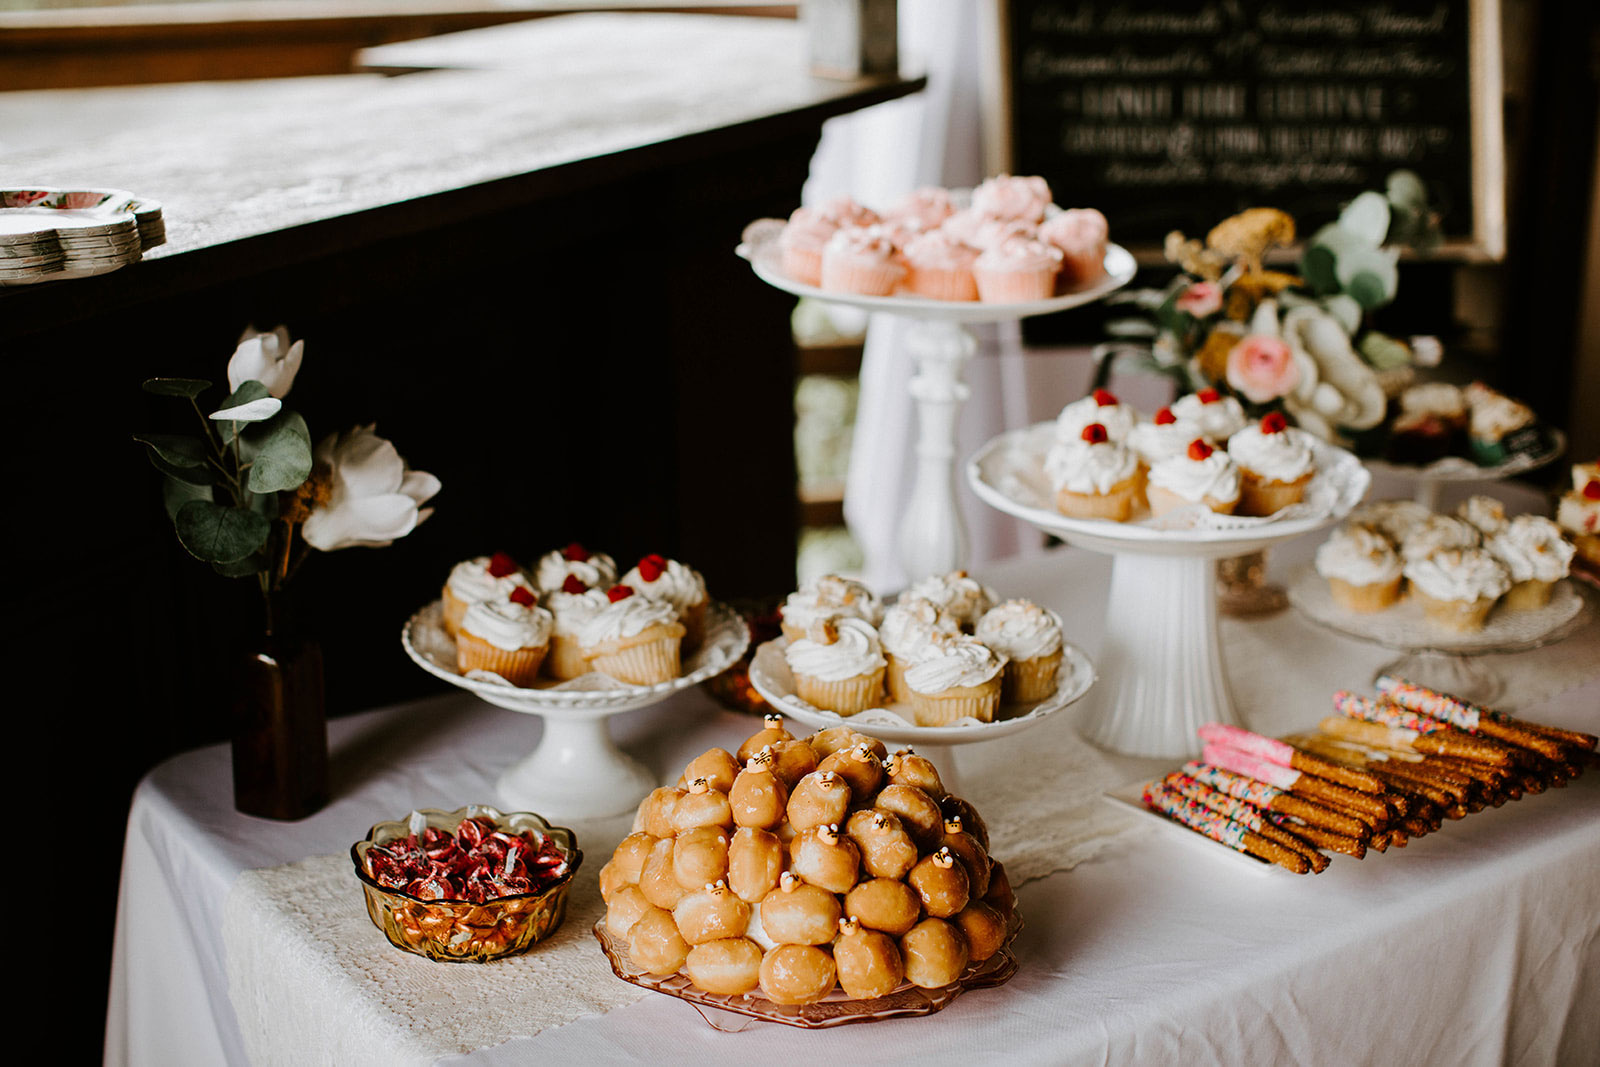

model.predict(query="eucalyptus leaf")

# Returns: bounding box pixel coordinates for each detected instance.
[244,411,313,493]
[1337,247,1399,307]
[247,487,281,520]
[1359,331,1414,371]
[162,476,213,524]
[1339,191,1391,246]
[1386,169,1429,211]
[142,377,212,398]
[1300,244,1339,295]
[213,553,266,579]
[133,432,208,469]
[222,380,272,408]
[150,451,214,486]
[174,500,271,563]
[1346,271,1389,311]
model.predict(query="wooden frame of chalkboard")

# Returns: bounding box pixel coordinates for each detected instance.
[990,0,1505,263]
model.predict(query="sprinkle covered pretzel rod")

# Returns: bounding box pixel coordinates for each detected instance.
[1375,676,1597,757]
[1163,773,1331,872]
[1201,743,1393,824]
[1182,762,1370,839]
[1196,723,1386,794]
[1264,811,1366,858]
[1142,781,1311,874]
[1331,693,1522,767]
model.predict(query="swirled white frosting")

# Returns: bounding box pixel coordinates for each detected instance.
[1148,448,1241,503]
[447,557,535,606]
[1558,491,1600,535]
[783,575,883,632]
[543,585,611,637]
[1399,516,1480,561]
[460,597,553,652]
[1403,548,1510,601]
[975,600,1063,661]
[1455,495,1508,536]
[578,594,680,645]
[784,617,886,682]
[1486,516,1575,582]
[1172,392,1248,440]
[1054,394,1137,443]
[902,572,999,629]
[903,633,1006,694]
[1227,423,1314,484]
[621,558,707,614]
[1044,436,1139,495]
[1349,499,1431,544]
[879,597,962,659]
[1315,525,1402,585]
[1127,418,1203,466]
[534,550,617,595]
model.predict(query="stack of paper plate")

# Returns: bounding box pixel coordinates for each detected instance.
[0,188,166,286]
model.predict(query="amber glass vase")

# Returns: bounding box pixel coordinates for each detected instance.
[232,591,328,820]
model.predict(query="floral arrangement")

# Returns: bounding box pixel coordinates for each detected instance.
[1105,170,1442,442]
[135,328,440,619]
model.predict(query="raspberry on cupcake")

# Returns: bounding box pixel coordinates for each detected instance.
[1055,388,1138,444]
[622,553,710,652]
[456,586,554,687]
[1172,387,1248,441]
[1227,412,1315,516]
[534,542,617,597]
[578,584,686,685]
[1146,439,1241,517]
[1045,423,1142,522]
[441,552,535,638]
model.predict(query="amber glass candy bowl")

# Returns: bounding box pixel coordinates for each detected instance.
[351,804,582,963]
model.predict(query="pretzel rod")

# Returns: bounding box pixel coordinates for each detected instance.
[1196,723,1385,794]
[1165,774,1330,872]
[1283,733,1473,805]
[1368,830,1391,852]
[1369,767,1462,809]
[1143,782,1310,873]
[1183,762,1370,838]
[1266,812,1366,858]
[1322,706,1517,767]
[1202,743,1392,822]
[1387,828,1409,848]
[1375,676,1597,755]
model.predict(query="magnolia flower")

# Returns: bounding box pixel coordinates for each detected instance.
[1176,281,1223,317]
[300,425,440,551]
[1225,334,1300,404]
[228,326,304,399]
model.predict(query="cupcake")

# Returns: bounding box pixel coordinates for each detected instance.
[777,207,839,287]
[975,600,1064,702]
[970,174,1052,224]
[815,195,881,230]
[878,597,962,703]
[441,552,536,638]
[1055,388,1138,444]
[1226,413,1315,516]
[1556,469,1600,567]
[1172,388,1248,441]
[887,187,955,230]
[1464,382,1538,465]
[784,617,887,715]
[534,542,617,597]
[781,575,884,643]
[1398,515,1480,563]
[578,585,686,685]
[1146,439,1241,517]
[900,230,980,302]
[1486,515,1575,610]
[1455,495,1509,537]
[621,553,710,651]
[1126,407,1203,469]
[900,570,999,631]
[969,215,1039,251]
[542,575,611,680]
[1314,525,1404,612]
[1038,208,1109,286]
[902,633,1006,726]
[819,227,905,296]
[1348,499,1432,544]
[456,587,554,687]
[1044,423,1141,521]
[1403,548,1510,633]
[973,236,1062,302]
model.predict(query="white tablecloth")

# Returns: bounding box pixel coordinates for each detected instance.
[107,486,1600,1066]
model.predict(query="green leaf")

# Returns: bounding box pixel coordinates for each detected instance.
[1301,244,1339,295]
[246,487,280,521]
[221,380,271,409]
[1386,170,1428,211]
[1347,271,1389,311]
[162,476,213,524]
[133,432,208,469]
[244,411,313,493]
[1337,246,1399,308]
[1359,331,1413,370]
[174,500,271,564]
[142,377,211,398]
[213,553,266,579]
[150,451,215,486]
[1339,191,1391,246]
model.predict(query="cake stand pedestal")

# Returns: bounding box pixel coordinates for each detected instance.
[969,424,1370,758]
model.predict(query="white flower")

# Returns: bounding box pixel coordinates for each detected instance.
[301,425,440,551]
[228,326,304,399]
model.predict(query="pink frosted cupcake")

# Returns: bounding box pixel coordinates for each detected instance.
[815,195,881,230]
[888,187,955,230]
[901,230,980,301]
[777,207,838,287]
[1039,208,1109,286]
[820,227,905,296]
[971,175,1053,224]
[973,236,1062,302]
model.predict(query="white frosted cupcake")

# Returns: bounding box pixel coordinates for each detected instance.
[1126,407,1203,469]
[1403,548,1510,633]
[1055,388,1138,444]
[1557,473,1600,567]
[456,588,554,687]
[1349,499,1432,545]
[533,543,618,597]
[975,600,1064,702]
[784,617,887,715]
[902,570,1000,631]
[1172,388,1248,441]
[1315,525,1404,612]
[541,576,611,680]
[1398,516,1480,563]
[1486,515,1575,610]
[781,575,884,642]
[1045,423,1141,522]
[1226,412,1315,516]
[1146,439,1241,517]
[578,586,687,684]
[1456,495,1509,537]
[903,633,1007,726]
[879,597,962,702]
[441,552,536,638]
[621,553,710,651]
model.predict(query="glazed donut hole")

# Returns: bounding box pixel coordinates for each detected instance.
[789,823,861,894]
[760,944,838,1005]
[845,809,919,882]
[940,819,992,899]
[628,905,691,976]
[737,714,794,763]
[768,738,819,788]
[639,836,687,910]
[844,877,923,937]
[640,786,686,840]
[673,881,751,945]
[685,937,763,995]
[730,760,790,829]
[908,848,970,918]
[938,795,989,851]
[672,778,734,833]
[727,826,786,903]
[757,873,842,945]
[834,919,904,1000]
[875,784,945,850]
[787,770,853,832]
[886,748,945,797]
[605,884,654,940]
[954,900,1007,962]
[808,726,860,761]
[818,742,885,797]
[681,747,740,793]
[672,825,730,889]
[900,917,969,989]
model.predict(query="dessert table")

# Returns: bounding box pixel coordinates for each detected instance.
[107,482,1600,1066]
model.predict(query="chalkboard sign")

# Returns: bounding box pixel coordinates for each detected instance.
[1000,0,1504,258]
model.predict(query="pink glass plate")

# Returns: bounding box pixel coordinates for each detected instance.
[592,912,1021,1030]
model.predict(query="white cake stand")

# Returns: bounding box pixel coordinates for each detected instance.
[402,601,749,820]
[738,226,1135,578]
[745,637,1096,796]
[967,423,1370,758]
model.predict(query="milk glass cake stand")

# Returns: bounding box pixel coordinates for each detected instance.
[737,228,1136,578]
[402,601,749,820]
[968,424,1370,758]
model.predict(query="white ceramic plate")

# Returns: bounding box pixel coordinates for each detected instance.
[1102,781,1282,876]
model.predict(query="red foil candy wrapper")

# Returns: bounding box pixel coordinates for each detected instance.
[366,817,572,904]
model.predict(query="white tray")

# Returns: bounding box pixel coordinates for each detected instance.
[1102,781,1282,877]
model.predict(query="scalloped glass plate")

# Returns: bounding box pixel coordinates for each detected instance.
[746,637,1095,746]
[592,912,1021,1029]
[401,600,749,712]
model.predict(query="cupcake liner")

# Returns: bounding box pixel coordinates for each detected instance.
[1503,579,1555,612]
[974,266,1057,303]
[1328,576,1403,613]
[441,587,470,638]
[793,666,886,716]
[820,258,904,297]
[782,246,823,287]
[905,264,978,301]
[910,679,1002,726]
[585,623,685,685]
[1415,590,1497,633]
[884,655,914,704]
[1055,478,1140,521]
[543,633,591,680]
[1236,470,1311,517]
[457,632,548,687]
[1147,484,1238,517]
[1004,650,1062,704]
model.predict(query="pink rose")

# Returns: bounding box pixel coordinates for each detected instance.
[1176,282,1222,318]
[1225,334,1300,403]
